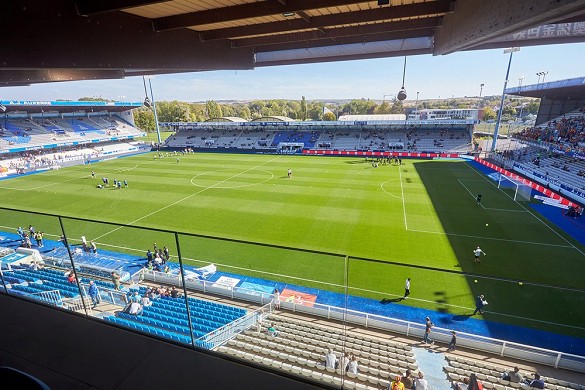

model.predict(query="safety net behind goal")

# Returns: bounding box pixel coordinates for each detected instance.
[497,174,532,202]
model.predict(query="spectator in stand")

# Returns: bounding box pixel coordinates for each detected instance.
[170,286,181,298]
[67,270,76,284]
[468,373,483,390]
[453,376,470,390]
[123,301,143,316]
[524,373,545,389]
[140,294,152,307]
[324,348,337,369]
[266,323,278,337]
[339,351,351,373]
[415,372,429,390]
[402,369,414,389]
[347,355,359,375]
[390,375,405,390]
[508,367,524,383]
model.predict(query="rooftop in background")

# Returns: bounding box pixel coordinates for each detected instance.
[0,101,142,114]
[505,77,585,100]
[3,0,585,85]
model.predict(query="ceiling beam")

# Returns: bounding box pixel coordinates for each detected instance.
[232,17,440,47]
[75,0,168,16]
[0,69,125,85]
[434,0,585,55]
[154,0,372,31]
[200,0,451,41]
[254,28,434,52]
[256,48,431,67]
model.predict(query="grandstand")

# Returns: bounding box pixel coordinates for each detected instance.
[162,120,474,154]
[0,100,147,177]
[490,78,585,205]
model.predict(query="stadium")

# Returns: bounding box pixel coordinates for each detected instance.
[1,1,585,389]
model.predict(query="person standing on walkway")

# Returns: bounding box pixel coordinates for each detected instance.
[404,278,411,299]
[111,271,121,291]
[423,317,434,345]
[88,281,100,308]
[448,330,457,351]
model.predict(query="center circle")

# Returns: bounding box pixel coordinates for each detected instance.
[190,169,274,189]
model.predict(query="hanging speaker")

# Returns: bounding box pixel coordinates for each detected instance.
[397,88,407,101]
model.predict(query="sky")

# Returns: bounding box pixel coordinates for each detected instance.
[3,42,585,103]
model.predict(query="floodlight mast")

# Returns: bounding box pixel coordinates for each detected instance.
[143,76,162,145]
[491,47,519,152]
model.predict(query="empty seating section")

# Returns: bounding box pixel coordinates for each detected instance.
[6,268,80,298]
[271,131,320,148]
[103,293,247,345]
[217,314,416,389]
[444,356,585,390]
[165,126,471,152]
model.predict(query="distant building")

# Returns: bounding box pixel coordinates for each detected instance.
[338,114,406,121]
[408,109,479,121]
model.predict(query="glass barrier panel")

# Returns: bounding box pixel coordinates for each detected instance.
[177,232,349,386]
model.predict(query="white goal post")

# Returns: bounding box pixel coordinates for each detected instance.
[497,174,532,202]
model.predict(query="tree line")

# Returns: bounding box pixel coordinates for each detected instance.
[132,97,406,132]
[73,96,539,132]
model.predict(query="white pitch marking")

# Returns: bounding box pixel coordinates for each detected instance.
[379,179,402,200]
[93,157,280,241]
[466,163,585,257]
[399,167,408,230]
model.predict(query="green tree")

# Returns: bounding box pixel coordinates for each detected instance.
[323,111,336,121]
[374,101,392,114]
[206,100,222,119]
[133,108,155,131]
[156,101,190,122]
[235,105,251,119]
[389,98,404,114]
[307,101,324,121]
[300,96,307,121]
[502,105,516,117]
[525,100,540,115]
[481,106,496,121]
[78,97,111,102]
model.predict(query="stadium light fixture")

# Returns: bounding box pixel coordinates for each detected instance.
[518,76,525,88]
[478,83,484,109]
[536,71,548,85]
[491,47,519,153]
[281,12,295,17]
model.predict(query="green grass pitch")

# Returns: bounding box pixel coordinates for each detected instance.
[0,152,584,338]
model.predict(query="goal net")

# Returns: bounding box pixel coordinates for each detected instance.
[497,174,532,202]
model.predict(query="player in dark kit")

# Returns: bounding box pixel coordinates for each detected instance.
[476,193,482,204]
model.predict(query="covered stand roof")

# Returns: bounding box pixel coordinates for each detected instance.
[1,0,585,85]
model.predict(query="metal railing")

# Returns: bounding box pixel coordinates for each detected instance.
[141,270,585,372]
